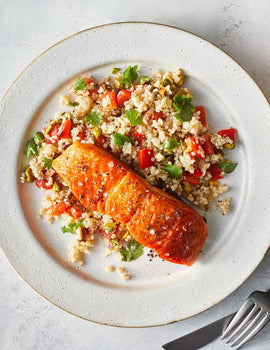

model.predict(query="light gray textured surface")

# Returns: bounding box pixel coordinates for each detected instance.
[0,0,270,349]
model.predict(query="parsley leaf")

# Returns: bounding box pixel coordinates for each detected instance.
[163,138,182,152]
[120,239,144,262]
[125,109,143,126]
[164,164,183,179]
[120,65,138,88]
[73,77,87,91]
[113,133,133,147]
[173,93,196,122]
[61,220,85,234]
[218,161,238,173]
[25,138,39,157]
[84,111,102,125]
[139,76,151,84]
[68,101,79,107]
[44,157,52,169]
[34,132,44,145]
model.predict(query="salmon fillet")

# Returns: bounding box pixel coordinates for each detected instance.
[53,143,208,265]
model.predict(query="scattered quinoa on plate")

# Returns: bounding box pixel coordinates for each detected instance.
[21,65,238,271]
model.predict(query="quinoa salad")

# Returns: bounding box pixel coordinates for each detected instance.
[21,65,238,276]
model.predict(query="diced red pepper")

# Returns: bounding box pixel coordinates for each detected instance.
[58,119,72,139]
[95,135,108,149]
[138,149,155,169]
[102,91,118,110]
[193,169,203,178]
[116,89,132,106]
[66,206,82,220]
[49,201,69,216]
[200,135,214,155]
[42,125,60,144]
[208,164,223,180]
[196,106,207,126]
[182,172,200,185]
[132,131,145,145]
[35,178,54,190]
[149,111,164,120]
[88,89,98,97]
[218,128,237,142]
[185,137,205,159]
[77,128,86,141]
[82,76,92,85]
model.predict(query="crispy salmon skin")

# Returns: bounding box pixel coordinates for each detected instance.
[53,143,208,265]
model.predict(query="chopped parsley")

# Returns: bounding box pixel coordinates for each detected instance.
[139,76,151,84]
[73,77,87,91]
[34,132,44,146]
[120,239,144,262]
[68,101,79,107]
[125,109,143,126]
[173,93,195,122]
[218,161,238,173]
[112,133,133,148]
[61,220,85,234]
[84,111,102,125]
[163,138,182,152]
[25,137,39,157]
[43,157,52,169]
[164,164,183,179]
[120,65,138,88]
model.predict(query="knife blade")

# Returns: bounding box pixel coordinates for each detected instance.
[162,312,235,350]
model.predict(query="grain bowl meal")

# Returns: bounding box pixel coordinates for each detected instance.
[21,65,237,277]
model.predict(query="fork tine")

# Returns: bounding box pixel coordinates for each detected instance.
[225,304,259,343]
[234,313,269,350]
[230,309,263,346]
[221,301,254,340]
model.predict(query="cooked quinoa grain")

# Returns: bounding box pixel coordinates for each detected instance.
[21,66,238,272]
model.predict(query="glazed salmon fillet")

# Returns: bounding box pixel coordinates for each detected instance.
[53,143,208,265]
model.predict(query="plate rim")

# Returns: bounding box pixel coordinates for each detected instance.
[1,21,270,328]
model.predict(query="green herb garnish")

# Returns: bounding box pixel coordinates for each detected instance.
[34,132,44,145]
[61,220,85,234]
[25,138,39,157]
[120,65,138,88]
[44,157,52,169]
[68,101,79,107]
[173,93,195,122]
[111,68,120,74]
[163,138,182,152]
[164,164,183,179]
[218,161,238,173]
[112,133,133,148]
[125,109,143,126]
[84,111,102,125]
[73,77,87,91]
[120,239,144,262]
[139,76,151,84]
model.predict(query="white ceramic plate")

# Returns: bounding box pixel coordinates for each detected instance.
[1,22,270,327]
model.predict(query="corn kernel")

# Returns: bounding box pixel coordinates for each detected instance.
[114,77,121,89]
[176,75,186,86]
[224,143,235,150]
[184,182,192,193]
[209,180,218,187]
[93,126,102,138]
[25,166,34,183]
[225,159,231,163]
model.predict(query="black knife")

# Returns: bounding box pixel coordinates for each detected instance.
[162,312,235,350]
